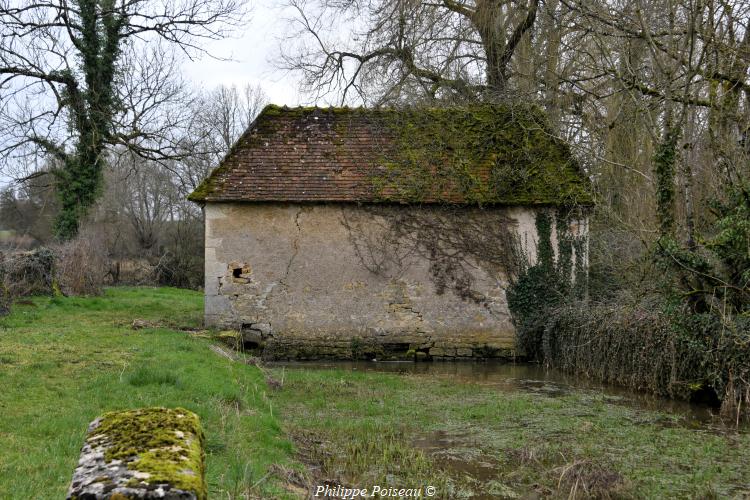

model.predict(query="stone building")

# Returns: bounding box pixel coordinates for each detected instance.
[189,104,592,360]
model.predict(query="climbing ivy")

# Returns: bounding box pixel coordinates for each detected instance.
[653,128,679,237]
[705,184,750,312]
[653,183,750,315]
[506,209,588,360]
[51,0,125,239]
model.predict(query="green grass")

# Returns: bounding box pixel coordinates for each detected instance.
[3,287,749,499]
[270,367,750,499]
[0,287,295,499]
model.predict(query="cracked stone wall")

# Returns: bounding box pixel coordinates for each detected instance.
[204,203,585,360]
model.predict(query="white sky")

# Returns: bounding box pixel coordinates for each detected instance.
[0,3,319,190]
[182,3,306,106]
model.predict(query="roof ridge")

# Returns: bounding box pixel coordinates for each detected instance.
[258,102,535,115]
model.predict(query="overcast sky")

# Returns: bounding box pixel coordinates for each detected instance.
[183,3,306,106]
[0,3,318,190]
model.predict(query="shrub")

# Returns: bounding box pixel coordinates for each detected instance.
[153,249,203,290]
[543,299,750,422]
[0,227,109,301]
[153,219,204,290]
[3,247,56,297]
[543,299,697,398]
[53,227,108,296]
[681,312,750,423]
[0,253,10,316]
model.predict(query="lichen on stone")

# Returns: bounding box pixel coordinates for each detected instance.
[67,407,206,500]
[99,408,204,492]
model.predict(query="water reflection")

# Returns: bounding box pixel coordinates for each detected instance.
[274,360,739,429]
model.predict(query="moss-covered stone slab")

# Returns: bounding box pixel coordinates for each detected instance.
[67,407,206,500]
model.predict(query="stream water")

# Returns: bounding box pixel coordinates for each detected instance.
[275,360,724,427]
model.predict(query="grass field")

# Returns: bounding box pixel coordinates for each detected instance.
[1,287,749,499]
[0,287,295,498]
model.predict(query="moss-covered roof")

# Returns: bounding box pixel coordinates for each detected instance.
[188,104,593,206]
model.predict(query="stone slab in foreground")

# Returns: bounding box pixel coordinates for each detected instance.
[67,407,206,500]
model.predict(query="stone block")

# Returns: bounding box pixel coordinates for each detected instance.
[429,347,446,357]
[67,407,206,500]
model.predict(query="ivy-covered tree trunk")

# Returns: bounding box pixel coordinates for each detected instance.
[53,0,124,239]
[653,128,679,238]
[55,138,110,239]
[1,0,243,240]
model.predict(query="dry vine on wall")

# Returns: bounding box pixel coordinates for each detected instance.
[340,205,525,311]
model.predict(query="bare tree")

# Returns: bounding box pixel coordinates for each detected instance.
[0,0,247,238]
[278,0,541,104]
[93,83,267,275]
[0,170,59,245]
[109,152,178,252]
[171,83,268,202]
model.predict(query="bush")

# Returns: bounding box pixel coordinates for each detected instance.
[153,250,203,290]
[53,227,108,296]
[0,228,109,304]
[543,299,696,398]
[680,312,750,423]
[0,253,10,316]
[3,247,56,297]
[153,219,204,290]
[0,247,56,316]
[543,299,750,422]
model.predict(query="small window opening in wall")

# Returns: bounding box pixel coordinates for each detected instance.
[243,340,260,350]
[232,267,242,278]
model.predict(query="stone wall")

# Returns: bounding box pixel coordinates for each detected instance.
[204,202,587,360]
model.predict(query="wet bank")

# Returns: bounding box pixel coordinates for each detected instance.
[272,361,728,428]
[268,360,750,498]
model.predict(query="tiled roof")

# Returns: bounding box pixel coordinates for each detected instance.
[188,105,593,206]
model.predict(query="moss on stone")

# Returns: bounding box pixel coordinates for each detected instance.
[93,407,206,499]
[186,163,228,202]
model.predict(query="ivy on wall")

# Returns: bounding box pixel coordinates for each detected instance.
[507,209,588,359]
